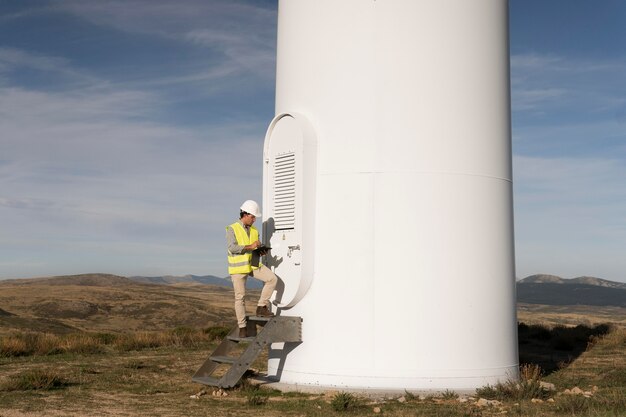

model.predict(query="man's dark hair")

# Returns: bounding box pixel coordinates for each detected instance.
[240,210,247,219]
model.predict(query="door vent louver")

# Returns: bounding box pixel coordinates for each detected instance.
[273,153,295,230]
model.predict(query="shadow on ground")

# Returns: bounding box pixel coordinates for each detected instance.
[518,322,611,374]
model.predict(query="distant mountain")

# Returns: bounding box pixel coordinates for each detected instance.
[0,273,136,287]
[570,276,626,289]
[129,274,227,286]
[519,274,626,290]
[128,274,263,289]
[0,273,264,289]
[519,274,564,284]
[517,274,626,307]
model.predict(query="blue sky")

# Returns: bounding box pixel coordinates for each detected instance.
[1,1,625,282]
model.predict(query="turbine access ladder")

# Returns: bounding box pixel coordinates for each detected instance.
[192,315,302,388]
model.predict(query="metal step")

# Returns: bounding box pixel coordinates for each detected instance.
[191,376,221,386]
[210,355,237,364]
[248,315,273,322]
[227,335,255,343]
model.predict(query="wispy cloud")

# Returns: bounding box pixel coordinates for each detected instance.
[510,53,563,70]
[514,155,626,203]
[511,53,626,163]
[513,88,568,111]
[511,53,626,115]
[0,197,55,211]
[54,0,277,83]
[185,28,275,78]
[513,119,626,157]
[511,53,623,73]
[0,47,68,72]
[0,47,101,88]
[54,0,275,36]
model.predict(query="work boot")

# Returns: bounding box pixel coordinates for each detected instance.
[255,305,274,317]
[239,327,247,338]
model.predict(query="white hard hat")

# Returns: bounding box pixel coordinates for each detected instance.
[240,200,262,217]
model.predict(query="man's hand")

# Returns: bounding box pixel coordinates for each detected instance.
[245,240,262,251]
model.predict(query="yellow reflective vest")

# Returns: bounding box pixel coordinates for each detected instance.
[227,222,262,275]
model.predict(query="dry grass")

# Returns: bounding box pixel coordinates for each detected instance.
[590,325,626,348]
[476,363,551,401]
[329,392,365,412]
[1,369,69,391]
[518,303,626,328]
[0,326,230,357]
[0,326,623,416]
[519,363,542,381]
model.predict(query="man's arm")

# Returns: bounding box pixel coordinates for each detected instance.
[226,226,261,254]
[226,226,245,254]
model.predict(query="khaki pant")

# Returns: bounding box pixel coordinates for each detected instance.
[231,265,277,328]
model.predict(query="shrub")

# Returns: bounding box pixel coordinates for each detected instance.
[463,409,484,417]
[1,327,217,357]
[203,326,230,341]
[516,379,550,400]
[168,327,197,347]
[526,324,552,341]
[0,336,30,357]
[113,332,162,351]
[441,389,459,400]
[246,389,269,406]
[238,380,269,406]
[554,395,590,414]
[588,323,611,337]
[1,369,68,391]
[0,333,62,356]
[475,364,550,401]
[552,337,575,351]
[592,390,626,414]
[519,363,542,381]
[404,389,417,400]
[33,333,61,355]
[331,392,362,412]
[92,332,118,345]
[62,333,105,354]
[592,327,625,349]
[475,384,498,399]
[1,332,103,356]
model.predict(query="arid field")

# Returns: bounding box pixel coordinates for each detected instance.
[0,274,624,417]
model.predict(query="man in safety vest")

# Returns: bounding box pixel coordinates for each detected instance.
[226,200,277,338]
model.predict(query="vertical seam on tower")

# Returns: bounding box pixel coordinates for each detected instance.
[371,0,379,372]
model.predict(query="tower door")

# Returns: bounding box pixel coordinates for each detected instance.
[263,113,316,308]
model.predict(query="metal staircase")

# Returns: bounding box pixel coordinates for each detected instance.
[192,315,302,388]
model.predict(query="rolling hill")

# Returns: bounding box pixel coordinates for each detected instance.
[1,272,625,335]
[517,274,626,307]
[0,274,261,335]
[519,274,626,289]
